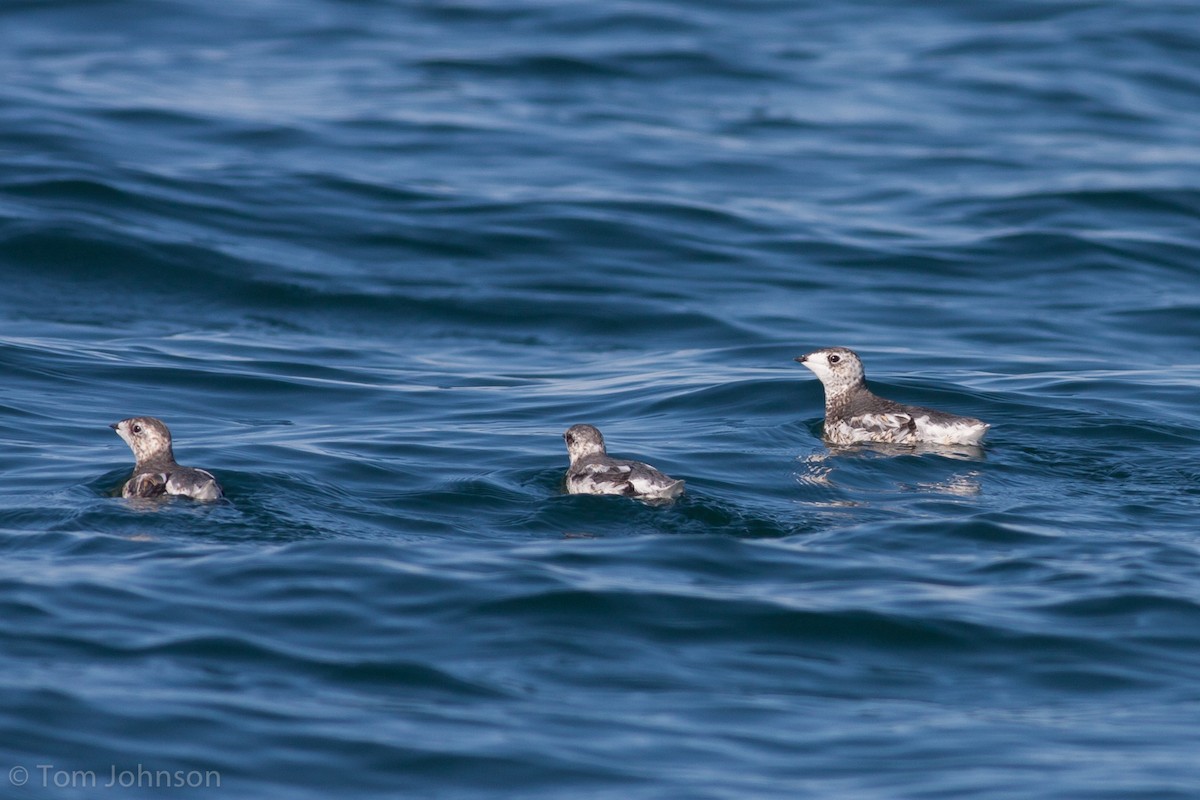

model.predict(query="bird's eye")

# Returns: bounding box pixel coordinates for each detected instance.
[132,424,142,434]
[828,354,841,364]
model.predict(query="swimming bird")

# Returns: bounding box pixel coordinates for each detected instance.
[563,424,684,501]
[795,347,989,446]
[111,416,224,501]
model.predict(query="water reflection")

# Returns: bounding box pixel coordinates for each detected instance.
[795,443,985,498]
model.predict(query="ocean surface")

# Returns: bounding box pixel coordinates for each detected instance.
[2,1,1199,797]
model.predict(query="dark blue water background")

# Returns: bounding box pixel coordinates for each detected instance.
[2,1,1199,797]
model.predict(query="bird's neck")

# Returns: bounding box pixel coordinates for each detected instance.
[825,382,869,417]
[571,448,605,464]
[137,448,176,469]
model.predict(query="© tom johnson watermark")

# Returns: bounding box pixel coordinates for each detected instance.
[9,764,221,790]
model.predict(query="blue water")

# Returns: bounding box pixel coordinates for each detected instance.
[2,1,1200,797]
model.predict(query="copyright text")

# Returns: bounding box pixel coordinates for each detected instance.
[9,764,221,790]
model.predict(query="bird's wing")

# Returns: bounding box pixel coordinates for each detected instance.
[586,462,626,472]
[166,468,224,501]
[571,461,637,495]
[626,463,685,498]
[851,412,917,436]
[123,471,168,498]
